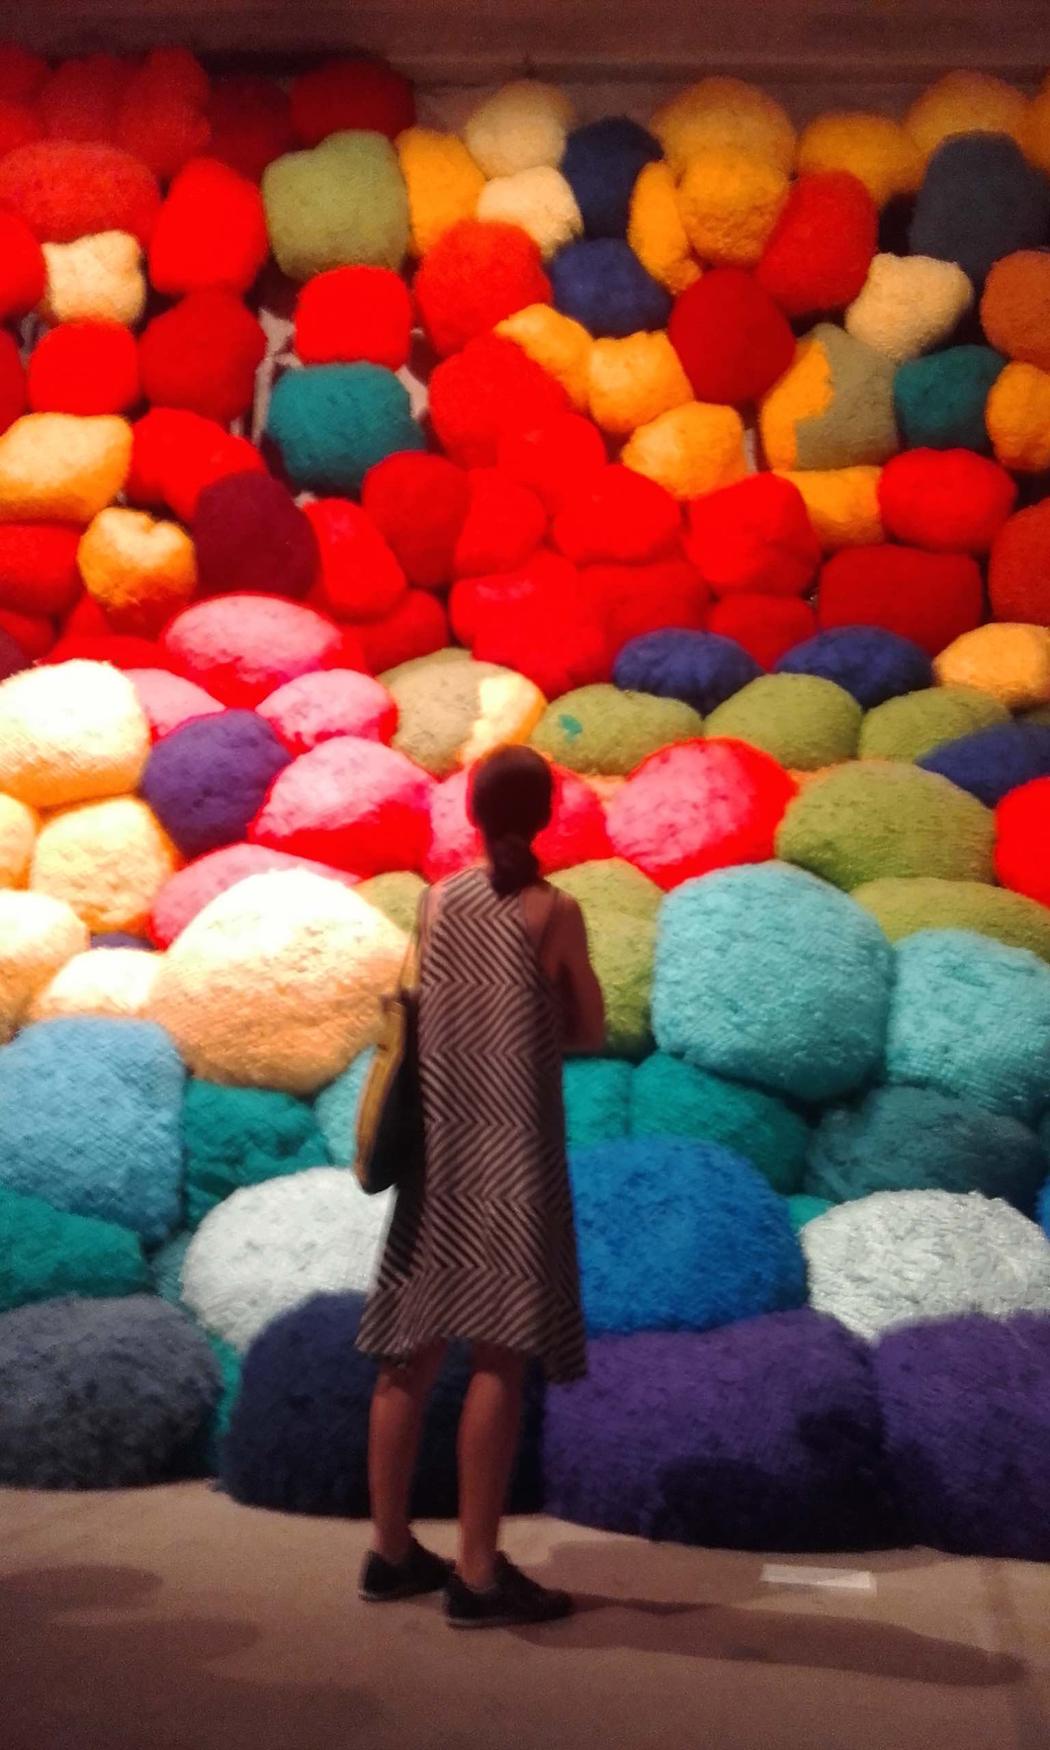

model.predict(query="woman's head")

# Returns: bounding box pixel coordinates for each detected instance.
[469,746,553,896]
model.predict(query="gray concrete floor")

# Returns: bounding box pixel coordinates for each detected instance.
[2,1482,1049,1750]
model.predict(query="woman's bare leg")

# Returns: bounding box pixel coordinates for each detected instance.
[368,1341,446,1564]
[456,1343,526,1591]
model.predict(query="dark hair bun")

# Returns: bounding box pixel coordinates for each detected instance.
[488,830,541,898]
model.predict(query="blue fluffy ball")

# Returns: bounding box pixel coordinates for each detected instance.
[570,1136,807,1336]
[221,1291,544,1516]
[0,1019,185,1243]
[561,117,661,238]
[266,363,424,493]
[549,238,672,337]
[614,629,761,713]
[918,722,1050,806]
[140,709,291,861]
[909,133,1050,287]
[775,627,932,708]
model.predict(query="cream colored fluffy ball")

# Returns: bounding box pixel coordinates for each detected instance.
[846,254,974,363]
[383,649,546,778]
[0,661,151,809]
[0,890,89,1042]
[0,793,37,887]
[30,797,180,934]
[464,81,574,177]
[29,947,162,1023]
[39,232,148,327]
[476,165,582,258]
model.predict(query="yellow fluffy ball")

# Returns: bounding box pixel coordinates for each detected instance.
[39,231,147,327]
[651,78,795,175]
[796,112,923,208]
[776,467,884,549]
[496,303,593,410]
[676,148,788,267]
[622,402,748,500]
[476,165,582,258]
[0,414,132,524]
[986,362,1050,473]
[905,71,1028,162]
[934,623,1050,711]
[587,332,692,437]
[463,81,574,178]
[396,128,485,257]
[0,889,89,1043]
[78,507,198,635]
[0,660,150,809]
[627,161,701,294]
[0,793,37,888]
[30,796,180,934]
[29,947,162,1023]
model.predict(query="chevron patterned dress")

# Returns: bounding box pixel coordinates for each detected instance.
[357,866,587,1384]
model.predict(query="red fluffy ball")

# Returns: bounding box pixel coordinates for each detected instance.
[0,138,161,244]
[295,266,413,370]
[290,56,415,146]
[818,545,984,657]
[28,321,140,416]
[0,607,55,660]
[0,523,83,616]
[138,290,266,424]
[707,593,817,669]
[469,559,611,697]
[206,75,295,182]
[878,449,1018,555]
[552,465,680,565]
[48,632,182,671]
[0,208,45,321]
[995,778,1050,908]
[450,551,576,646]
[358,589,449,674]
[304,498,407,622]
[496,411,607,514]
[756,171,877,317]
[116,50,212,181]
[988,499,1050,626]
[0,98,40,157]
[361,452,470,591]
[669,267,796,405]
[453,469,547,577]
[684,473,821,597]
[414,220,552,358]
[149,157,269,296]
[429,333,570,468]
[583,557,710,654]
[38,54,130,142]
[127,408,266,523]
[0,330,25,435]
[0,44,47,103]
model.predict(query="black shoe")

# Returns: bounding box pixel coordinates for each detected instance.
[359,1538,453,1603]
[445,1554,574,1629]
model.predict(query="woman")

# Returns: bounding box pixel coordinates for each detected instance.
[357,745,605,1629]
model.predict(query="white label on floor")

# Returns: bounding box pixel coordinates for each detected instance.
[761,1565,876,1593]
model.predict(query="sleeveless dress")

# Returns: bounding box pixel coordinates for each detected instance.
[356,865,587,1384]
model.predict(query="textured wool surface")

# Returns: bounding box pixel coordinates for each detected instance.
[934,623,1050,712]
[475,165,582,260]
[0,790,36,887]
[563,1059,633,1149]
[630,1052,809,1195]
[29,796,180,934]
[875,1313,1050,1560]
[803,1190,1050,1339]
[531,685,702,776]
[39,231,147,327]
[252,737,432,875]
[543,1312,889,1551]
[77,507,197,635]
[570,904,654,1058]
[844,252,973,362]
[614,630,760,714]
[654,863,892,1102]
[583,556,709,654]
[817,545,984,658]
[258,670,396,756]
[151,1230,192,1305]
[415,218,552,357]
[0,659,150,808]
[262,131,409,280]
[571,1138,806,1336]
[183,1080,330,1230]
[141,709,290,862]
[0,521,84,618]
[28,320,140,417]
[996,777,1050,907]
[0,1295,218,1488]
[549,238,672,338]
[607,739,797,890]
[0,890,88,1041]
[464,79,573,178]
[266,364,423,495]
[182,1168,392,1352]
[361,452,470,589]
[193,472,319,601]
[222,1291,544,1516]
[382,650,544,778]
[151,871,405,1093]
[909,133,1050,286]
[878,448,1016,555]
[29,945,161,1024]
[452,468,546,577]
[489,310,588,420]
[149,843,357,948]
[289,55,414,144]
[551,465,680,567]
[988,362,1050,472]
[759,322,898,472]
[893,344,1005,452]
[919,723,1050,807]
[0,1183,149,1313]
[313,1048,374,1163]
[806,1086,1046,1212]
[885,928,1050,1125]
[0,1017,184,1241]
[981,248,1050,369]
[905,69,1027,158]
[855,875,1050,964]
[127,406,266,525]
[163,595,354,709]
[775,627,932,708]
[706,675,862,771]
[859,686,1009,762]
[777,761,995,889]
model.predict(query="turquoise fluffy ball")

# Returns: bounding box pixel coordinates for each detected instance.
[0,1185,149,1313]
[314,1048,375,1162]
[630,1052,808,1194]
[183,1081,330,1229]
[266,364,424,493]
[652,864,893,1103]
[564,1059,632,1148]
[893,345,1005,452]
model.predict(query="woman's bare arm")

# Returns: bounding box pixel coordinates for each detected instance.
[551,897,606,1055]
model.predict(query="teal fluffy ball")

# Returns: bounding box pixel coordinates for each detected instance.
[893,345,1005,452]
[787,1194,832,1231]
[630,1052,808,1194]
[262,131,409,281]
[183,1081,330,1230]
[564,1059,632,1148]
[266,364,424,493]
[652,864,893,1103]
[0,1185,149,1313]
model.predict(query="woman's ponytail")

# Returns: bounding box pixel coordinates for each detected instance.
[487,830,540,898]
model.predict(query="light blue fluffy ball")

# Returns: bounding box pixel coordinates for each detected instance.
[314,1049,375,1163]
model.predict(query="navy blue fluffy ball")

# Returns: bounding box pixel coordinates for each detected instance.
[221,1292,544,1516]
[614,629,761,713]
[918,722,1050,806]
[140,709,291,861]
[909,133,1050,286]
[775,627,932,708]
[549,239,672,337]
[561,117,662,238]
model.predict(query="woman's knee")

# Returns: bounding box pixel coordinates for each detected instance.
[379,1339,446,1393]
[472,1341,527,1380]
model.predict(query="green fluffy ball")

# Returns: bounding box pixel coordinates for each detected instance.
[553,861,659,1057]
[860,687,1009,762]
[358,871,426,933]
[630,1052,809,1194]
[532,685,703,776]
[266,364,424,493]
[706,674,862,771]
[182,1082,330,1230]
[855,877,1050,964]
[777,762,995,890]
[0,1185,149,1313]
[564,1060,633,1147]
[552,859,662,921]
[262,131,410,280]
